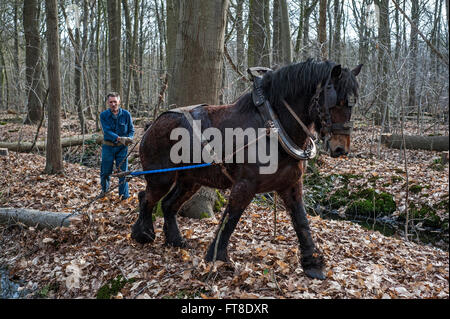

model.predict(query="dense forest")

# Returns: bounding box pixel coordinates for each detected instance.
[0,0,448,300]
[0,0,448,130]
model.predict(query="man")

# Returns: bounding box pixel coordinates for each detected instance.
[100,92,135,200]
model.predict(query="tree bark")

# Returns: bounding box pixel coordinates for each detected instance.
[168,0,229,219]
[107,0,122,96]
[318,0,328,60]
[0,208,74,229]
[407,0,419,112]
[23,0,44,125]
[233,0,246,95]
[0,134,103,152]
[381,134,449,151]
[44,0,63,174]
[374,0,391,129]
[248,0,270,67]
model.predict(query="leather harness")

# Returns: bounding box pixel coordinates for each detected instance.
[247,66,354,161]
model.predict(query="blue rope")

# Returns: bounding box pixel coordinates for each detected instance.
[129,162,213,176]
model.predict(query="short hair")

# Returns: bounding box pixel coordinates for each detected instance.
[106,92,121,101]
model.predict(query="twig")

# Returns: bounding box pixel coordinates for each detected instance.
[133,266,195,299]
[271,269,284,296]
[30,89,49,152]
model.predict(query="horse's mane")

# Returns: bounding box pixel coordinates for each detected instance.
[236,58,358,112]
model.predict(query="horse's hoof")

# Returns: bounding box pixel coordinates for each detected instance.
[304,268,326,280]
[165,238,188,248]
[131,227,155,244]
[205,248,229,263]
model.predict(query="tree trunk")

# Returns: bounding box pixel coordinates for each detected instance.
[0,208,75,229]
[272,0,281,66]
[381,134,449,152]
[374,0,391,129]
[107,0,122,96]
[408,0,419,113]
[318,0,328,60]
[166,0,179,101]
[248,0,270,67]
[168,0,229,219]
[332,0,342,63]
[235,0,246,95]
[74,26,86,135]
[0,134,103,152]
[279,0,292,65]
[273,0,291,66]
[23,0,44,125]
[44,0,63,174]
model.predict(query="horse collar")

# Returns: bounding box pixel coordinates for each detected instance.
[248,67,317,161]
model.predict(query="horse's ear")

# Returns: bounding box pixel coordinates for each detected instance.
[331,65,342,81]
[262,70,273,89]
[352,64,363,76]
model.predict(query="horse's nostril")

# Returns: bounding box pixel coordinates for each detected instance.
[334,147,345,155]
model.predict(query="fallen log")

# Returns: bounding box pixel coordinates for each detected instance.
[0,207,78,229]
[0,133,103,152]
[381,134,449,151]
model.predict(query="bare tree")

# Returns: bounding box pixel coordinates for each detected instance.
[23,0,44,124]
[248,0,270,67]
[168,0,229,219]
[318,0,328,59]
[44,0,63,174]
[107,0,122,96]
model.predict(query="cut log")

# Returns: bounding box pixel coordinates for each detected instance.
[0,207,78,229]
[442,151,449,164]
[0,134,103,152]
[381,134,449,151]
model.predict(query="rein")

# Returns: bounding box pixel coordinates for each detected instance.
[248,67,317,161]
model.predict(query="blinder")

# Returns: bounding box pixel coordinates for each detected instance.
[317,77,355,137]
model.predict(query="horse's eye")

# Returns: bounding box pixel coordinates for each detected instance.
[347,95,356,107]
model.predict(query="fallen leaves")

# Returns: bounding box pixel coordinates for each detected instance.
[0,118,448,299]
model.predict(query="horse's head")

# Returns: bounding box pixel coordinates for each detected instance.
[318,63,363,158]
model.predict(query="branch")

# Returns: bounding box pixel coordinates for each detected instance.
[223,45,249,83]
[391,0,449,67]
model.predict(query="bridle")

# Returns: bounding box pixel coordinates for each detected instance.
[309,77,355,140]
[248,66,355,161]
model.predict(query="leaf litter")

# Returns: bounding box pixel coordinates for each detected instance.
[0,118,448,299]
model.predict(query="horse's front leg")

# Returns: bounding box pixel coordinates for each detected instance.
[278,181,325,279]
[205,179,255,262]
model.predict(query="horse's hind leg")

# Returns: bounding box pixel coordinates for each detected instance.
[131,178,173,244]
[205,179,256,262]
[161,182,200,247]
[278,182,325,280]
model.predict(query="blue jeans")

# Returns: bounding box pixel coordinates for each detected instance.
[100,144,129,198]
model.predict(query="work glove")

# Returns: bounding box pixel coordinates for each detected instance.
[117,137,134,146]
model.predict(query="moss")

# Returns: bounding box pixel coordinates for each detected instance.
[391,175,403,183]
[346,199,375,217]
[402,203,444,228]
[96,276,135,299]
[152,199,163,221]
[429,157,446,171]
[214,189,227,212]
[434,198,449,211]
[345,188,396,217]
[327,188,350,209]
[409,184,423,194]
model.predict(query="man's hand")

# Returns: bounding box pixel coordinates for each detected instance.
[117,137,133,146]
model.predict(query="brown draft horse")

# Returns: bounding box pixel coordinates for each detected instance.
[132,59,362,279]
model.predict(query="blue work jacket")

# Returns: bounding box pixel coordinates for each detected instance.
[100,108,135,144]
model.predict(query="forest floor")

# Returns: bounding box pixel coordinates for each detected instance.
[0,111,448,299]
